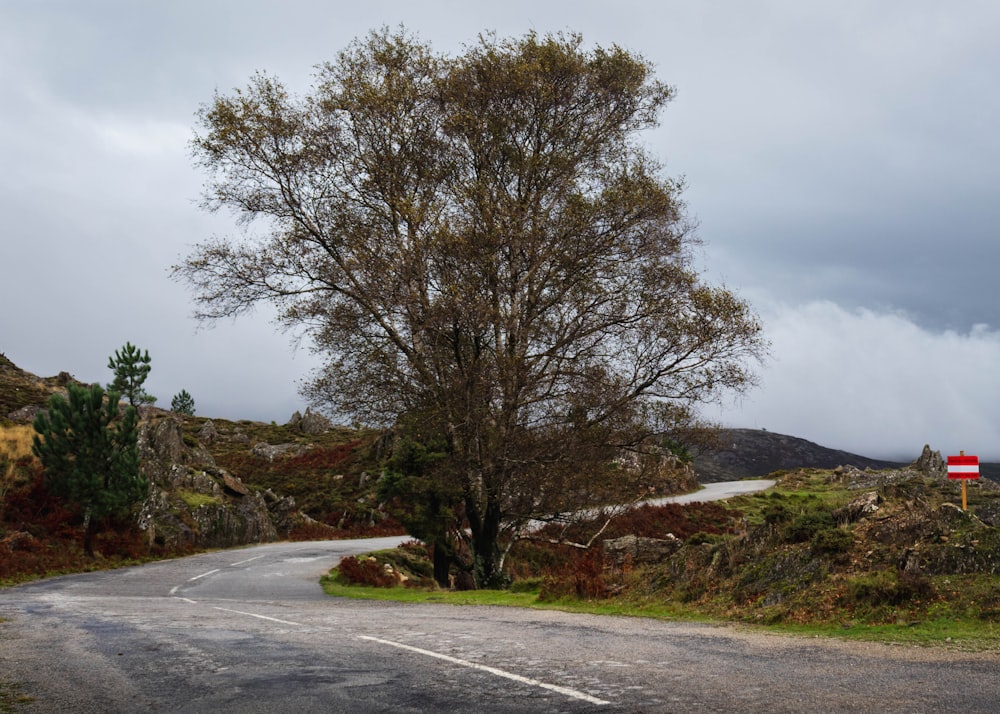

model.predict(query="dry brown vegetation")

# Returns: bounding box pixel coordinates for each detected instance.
[335,467,1000,639]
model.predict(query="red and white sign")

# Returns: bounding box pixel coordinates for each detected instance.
[947,454,980,480]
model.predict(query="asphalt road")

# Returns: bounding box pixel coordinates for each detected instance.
[648,479,778,506]
[2,487,998,712]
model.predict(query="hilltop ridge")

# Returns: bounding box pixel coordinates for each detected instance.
[693,428,904,482]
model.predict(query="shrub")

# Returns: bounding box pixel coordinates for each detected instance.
[846,570,935,607]
[538,548,606,601]
[782,510,834,543]
[336,555,397,587]
[762,502,789,526]
[810,527,853,558]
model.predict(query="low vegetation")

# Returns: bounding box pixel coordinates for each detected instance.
[6,350,1000,649]
[1,412,404,584]
[329,467,1000,649]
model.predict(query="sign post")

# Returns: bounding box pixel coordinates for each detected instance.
[947,451,979,510]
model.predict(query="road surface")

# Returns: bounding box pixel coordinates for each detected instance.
[2,485,998,712]
[649,478,777,505]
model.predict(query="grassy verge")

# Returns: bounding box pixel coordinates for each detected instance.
[0,681,32,713]
[322,573,1000,650]
[0,617,33,712]
[325,554,1000,649]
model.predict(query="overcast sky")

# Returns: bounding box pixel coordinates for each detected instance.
[2,1,999,460]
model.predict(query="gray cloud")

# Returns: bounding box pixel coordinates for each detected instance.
[2,1,998,459]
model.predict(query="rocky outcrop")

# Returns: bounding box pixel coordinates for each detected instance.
[912,444,946,477]
[287,407,333,435]
[603,534,682,567]
[137,416,297,550]
[197,419,218,444]
[834,491,882,523]
[252,442,307,461]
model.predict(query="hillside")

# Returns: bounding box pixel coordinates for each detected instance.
[0,352,405,582]
[693,428,905,482]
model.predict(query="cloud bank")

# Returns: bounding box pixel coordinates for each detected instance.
[710,301,1000,460]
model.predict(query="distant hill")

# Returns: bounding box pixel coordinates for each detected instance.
[5,351,998,484]
[693,428,905,482]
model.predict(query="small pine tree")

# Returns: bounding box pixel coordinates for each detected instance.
[170,389,196,416]
[32,383,147,557]
[108,342,156,408]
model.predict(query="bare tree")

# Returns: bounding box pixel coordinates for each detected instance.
[174,28,765,587]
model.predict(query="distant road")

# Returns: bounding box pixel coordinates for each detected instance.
[2,529,998,712]
[649,478,777,505]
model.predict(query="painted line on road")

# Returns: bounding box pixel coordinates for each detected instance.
[358,635,611,706]
[213,606,303,627]
[168,568,220,597]
[188,568,220,581]
[230,555,267,566]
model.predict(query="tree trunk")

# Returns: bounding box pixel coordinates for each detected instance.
[432,543,452,588]
[469,496,505,588]
[82,510,96,558]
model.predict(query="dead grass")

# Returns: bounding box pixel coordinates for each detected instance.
[0,425,34,457]
[1,424,37,522]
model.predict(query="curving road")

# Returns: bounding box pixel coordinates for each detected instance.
[1,485,998,712]
[648,478,777,506]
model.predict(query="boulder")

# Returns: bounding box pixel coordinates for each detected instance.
[287,407,333,434]
[912,444,946,478]
[252,442,307,461]
[834,491,881,523]
[603,534,682,567]
[221,471,250,497]
[198,419,218,444]
[136,416,287,550]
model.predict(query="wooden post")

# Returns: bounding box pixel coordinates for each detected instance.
[961,450,968,511]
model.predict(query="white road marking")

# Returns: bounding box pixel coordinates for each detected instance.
[188,568,220,581]
[358,635,611,706]
[212,607,303,626]
[176,597,197,604]
[230,555,267,566]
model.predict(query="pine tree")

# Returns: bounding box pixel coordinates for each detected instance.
[170,389,196,416]
[108,342,156,407]
[32,383,146,557]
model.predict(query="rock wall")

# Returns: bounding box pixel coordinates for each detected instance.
[136,415,296,550]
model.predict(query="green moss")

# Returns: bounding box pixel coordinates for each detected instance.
[177,491,221,508]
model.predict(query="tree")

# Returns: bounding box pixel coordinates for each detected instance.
[108,342,156,408]
[32,383,146,557]
[174,28,765,587]
[377,430,463,588]
[170,389,196,416]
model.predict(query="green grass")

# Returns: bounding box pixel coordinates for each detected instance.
[176,490,222,508]
[321,575,539,606]
[744,618,1000,650]
[322,569,1000,651]
[0,618,33,712]
[0,680,33,713]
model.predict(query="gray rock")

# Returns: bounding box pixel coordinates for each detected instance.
[198,419,218,444]
[912,444,946,477]
[603,534,682,567]
[252,442,307,461]
[136,416,285,550]
[287,406,333,434]
[835,491,881,523]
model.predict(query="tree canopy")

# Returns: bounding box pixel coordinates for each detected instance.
[108,342,156,408]
[170,389,196,416]
[174,28,765,586]
[32,382,145,556]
